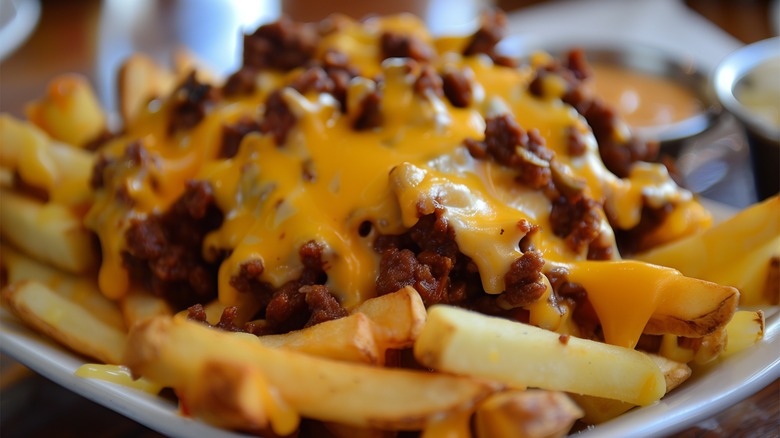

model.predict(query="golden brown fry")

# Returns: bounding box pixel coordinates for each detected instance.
[475,390,583,438]
[351,286,427,349]
[125,316,499,431]
[563,260,738,343]
[0,167,12,188]
[120,286,173,328]
[255,312,381,364]
[2,280,126,364]
[637,196,780,305]
[117,53,175,125]
[24,74,106,147]
[0,244,124,330]
[0,190,97,274]
[644,276,739,338]
[0,114,95,205]
[421,411,471,438]
[571,353,691,425]
[211,288,426,365]
[181,360,298,435]
[722,310,765,357]
[414,305,666,406]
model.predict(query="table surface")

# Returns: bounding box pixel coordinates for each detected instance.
[0,0,778,437]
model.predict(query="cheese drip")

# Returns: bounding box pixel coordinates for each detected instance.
[565,260,681,348]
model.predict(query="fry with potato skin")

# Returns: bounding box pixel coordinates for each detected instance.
[2,280,127,364]
[350,286,427,350]
[1,244,124,330]
[636,196,780,305]
[254,312,382,364]
[125,316,500,431]
[0,190,97,274]
[561,260,739,347]
[475,390,583,438]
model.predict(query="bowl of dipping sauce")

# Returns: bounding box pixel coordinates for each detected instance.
[551,45,721,156]
[714,37,780,200]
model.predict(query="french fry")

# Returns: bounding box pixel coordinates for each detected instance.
[644,276,738,338]
[474,390,583,438]
[125,316,499,430]
[117,53,176,125]
[0,244,124,330]
[0,167,12,188]
[255,312,381,364]
[120,286,173,328]
[351,286,427,349]
[564,261,738,344]
[24,74,107,148]
[421,410,471,438]
[656,310,764,366]
[180,360,299,435]
[0,114,95,205]
[249,287,426,364]
[1,280,126,364]
[0,190,97,274]
[570,353,691,425]
[722,310,765,357]
[637,196,780,305]
[413,305,666,406]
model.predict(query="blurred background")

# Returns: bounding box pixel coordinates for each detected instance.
[0,0,778,436]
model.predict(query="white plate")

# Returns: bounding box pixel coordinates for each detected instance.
[1,202,778,438]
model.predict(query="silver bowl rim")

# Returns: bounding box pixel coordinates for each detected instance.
[713,36,780,142]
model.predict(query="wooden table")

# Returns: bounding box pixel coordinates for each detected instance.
[1,0,777,436]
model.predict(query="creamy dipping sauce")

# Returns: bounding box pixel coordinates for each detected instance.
[735,57,780,128]
[587,63,703,129]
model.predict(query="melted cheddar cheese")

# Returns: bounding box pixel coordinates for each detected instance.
[82,14,708,347]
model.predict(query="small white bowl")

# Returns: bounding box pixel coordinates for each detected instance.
[713,37,780,199]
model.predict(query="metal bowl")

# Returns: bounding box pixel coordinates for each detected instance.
[543,44,722,152]
[713,37,780,142]
[713,37,780,199]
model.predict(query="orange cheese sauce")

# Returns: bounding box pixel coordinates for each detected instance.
[565,260,680,348]
[83,14,698,340]
[588,63,702,128]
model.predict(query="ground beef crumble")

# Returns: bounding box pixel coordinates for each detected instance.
[413,66,444,98]
[223,241,348,335]
[613,202,673,256]
[220,117,261,158]
[528,49,659,178]
[380,31,434,63]
[168,72,219,135]
[259,90,297,146]
[242,16,319,71]
[441,68,473,108]
[464,114,612,259]
[464,114,554,190]
[374,208,546,316]
[123,180,224,309]
[546,267,601,341]
[549,195,603,255]
[462,9,516,67]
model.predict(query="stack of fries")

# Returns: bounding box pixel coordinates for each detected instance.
[1,10,778,438]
